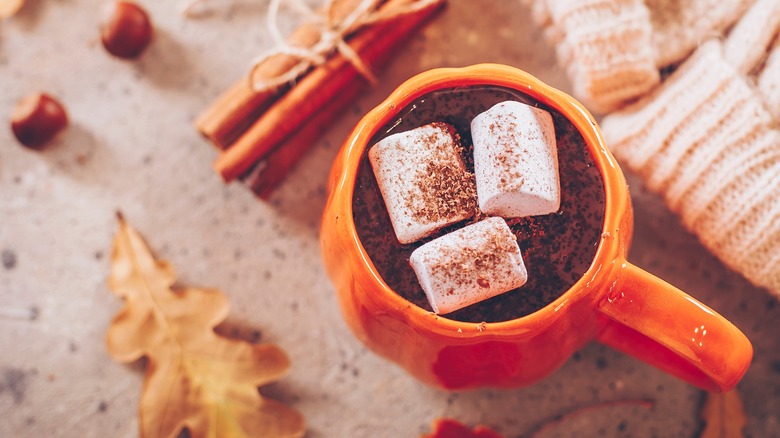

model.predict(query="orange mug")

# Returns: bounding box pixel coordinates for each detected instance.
[320,64,753,391]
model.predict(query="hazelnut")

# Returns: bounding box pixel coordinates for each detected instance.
[100,1,153,59]
[11,93,69,149]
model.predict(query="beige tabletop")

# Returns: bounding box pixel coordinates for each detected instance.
[1,1,779,437]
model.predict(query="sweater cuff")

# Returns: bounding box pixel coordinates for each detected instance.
[540,0,659,113]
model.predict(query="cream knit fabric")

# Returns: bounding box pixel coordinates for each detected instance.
[526,0,752,112]
[647,0,753,67]
[530,0,659,113]
[601,0,780,295]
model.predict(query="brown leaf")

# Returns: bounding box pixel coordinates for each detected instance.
[0,0,25,18]
[106,213,305,438]
[422,418,505,438]
[699,390,746,438]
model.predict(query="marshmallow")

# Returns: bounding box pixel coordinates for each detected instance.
[368,122,478,244]
[471,101,561,218]
[409,217,527,315]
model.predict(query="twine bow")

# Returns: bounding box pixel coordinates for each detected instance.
[248,0,439,92]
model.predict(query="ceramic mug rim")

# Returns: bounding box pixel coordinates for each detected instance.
[333,63,628,337]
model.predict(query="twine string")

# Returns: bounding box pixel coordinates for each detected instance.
[248,0,438,92]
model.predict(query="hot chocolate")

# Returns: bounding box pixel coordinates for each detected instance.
[352,86,605,323]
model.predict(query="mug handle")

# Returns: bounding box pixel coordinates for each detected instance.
[595,261,753,392]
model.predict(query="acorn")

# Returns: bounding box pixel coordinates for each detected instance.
[100,1,153,59]
[11,93,69,149]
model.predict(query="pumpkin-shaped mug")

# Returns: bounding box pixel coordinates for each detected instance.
[320,64,752,391]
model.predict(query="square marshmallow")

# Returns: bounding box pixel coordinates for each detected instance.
[409,217,527,315]
[471,101,561,218]
[368,122,477,244]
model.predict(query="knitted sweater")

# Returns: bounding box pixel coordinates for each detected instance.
[529,0,780,295]
[601,40,780,294]
[526,0,752,112]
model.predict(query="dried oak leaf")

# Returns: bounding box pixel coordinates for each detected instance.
[422,418,505,438]
[0,0,25,18]
[699,390,746,438]
[106,214,305,438]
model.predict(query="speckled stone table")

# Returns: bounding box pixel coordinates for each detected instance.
[1,1,778,437]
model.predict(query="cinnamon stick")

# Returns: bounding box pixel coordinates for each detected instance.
[194,0,366,149]
[242,69,366,199]
[214,0,447,182]
[243,1,437,197]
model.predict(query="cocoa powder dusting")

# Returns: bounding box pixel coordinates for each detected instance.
[492,116,523,192]
[405,123,478,224]
[428,227,516,291]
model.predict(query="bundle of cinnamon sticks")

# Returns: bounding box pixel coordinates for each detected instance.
[195,0,447,198]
